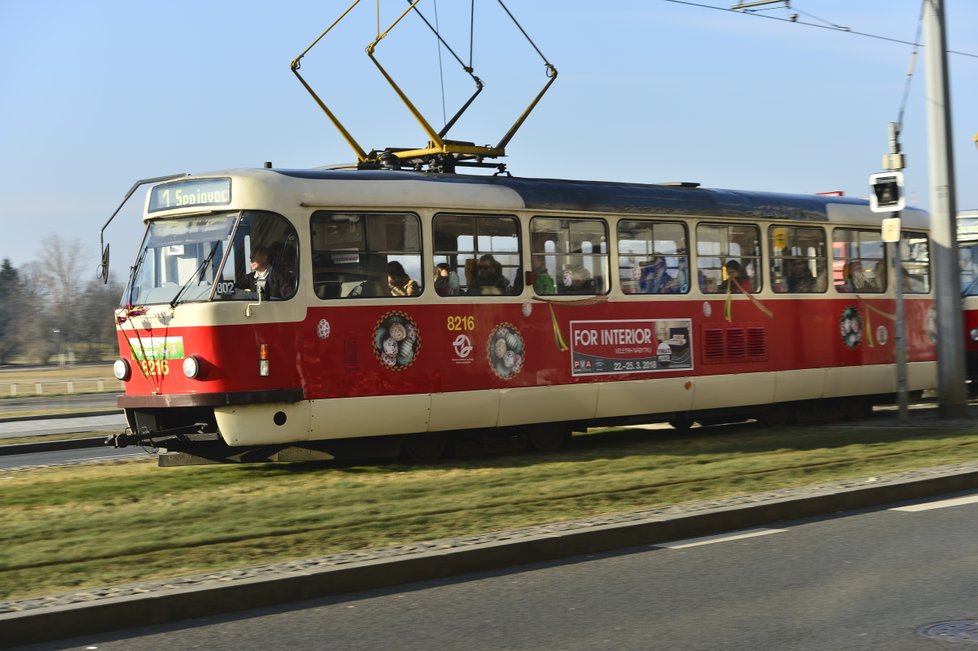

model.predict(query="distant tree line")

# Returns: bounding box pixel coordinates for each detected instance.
[0,235,124,365]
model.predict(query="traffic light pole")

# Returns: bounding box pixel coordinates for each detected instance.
[924,0,967,418]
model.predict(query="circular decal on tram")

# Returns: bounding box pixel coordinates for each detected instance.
[839,306,863,348]
[702,301,712,318]
[875,324,888,347]
[487,323,525,380]
[522,302,533,318]
[373,311,420,370]
[316,319,331,340]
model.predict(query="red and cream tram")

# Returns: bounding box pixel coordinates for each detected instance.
[108,168,936,465]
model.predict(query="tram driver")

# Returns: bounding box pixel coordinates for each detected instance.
[238,246,292,300]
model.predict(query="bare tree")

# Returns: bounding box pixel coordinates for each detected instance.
[36,235,90,356]
[9,261,57,364]
[77,274,124,360]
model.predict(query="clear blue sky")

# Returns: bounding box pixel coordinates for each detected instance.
[2,1,977,274]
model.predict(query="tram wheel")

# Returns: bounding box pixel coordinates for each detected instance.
[527,425,571,452]
[401,432,448,464]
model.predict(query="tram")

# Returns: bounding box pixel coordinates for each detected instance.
[959,209,978,390]
[106,168,937,465]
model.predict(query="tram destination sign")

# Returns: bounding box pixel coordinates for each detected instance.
[149,178,231,212]
[569,318,692,376]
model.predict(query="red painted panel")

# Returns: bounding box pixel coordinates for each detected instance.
[116,295,937,401]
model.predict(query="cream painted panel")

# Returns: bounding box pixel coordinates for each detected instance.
[429,390,501,431]
[907,361,937,391]
[309,394,430,439]
[823,365,893,397]
[595,377,695,418]
[216,401,311,447]
[691,373,776,410]
[773,368,827,402]
[497,384,597,427]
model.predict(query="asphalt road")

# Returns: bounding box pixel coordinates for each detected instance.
[0,414,127,440]
[24,489,978,651]
[0,393,118,414]
[0,410,137,469]
[0,444,149,470]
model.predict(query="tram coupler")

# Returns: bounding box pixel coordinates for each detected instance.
[106,431,138,449]
[105,422,212,449]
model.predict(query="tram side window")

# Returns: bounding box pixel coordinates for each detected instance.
[697,223,761,293]
[768,226,827,294]
[900,232,930,294]
[433,214,521,296]
[617,220,688,294]
[833,229,885,293]
[961,243,978,296]
[530,217,609,295]
[310,212,422,299]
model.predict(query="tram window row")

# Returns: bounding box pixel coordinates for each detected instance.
[295,212,931,300]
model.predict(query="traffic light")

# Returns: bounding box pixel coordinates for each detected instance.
[869,171,905,213]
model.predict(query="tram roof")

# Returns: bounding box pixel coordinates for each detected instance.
[228,168,929,228]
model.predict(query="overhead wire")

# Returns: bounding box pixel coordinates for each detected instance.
[895,1,926,133]
[664,0,978,60]
[433,0,447,126]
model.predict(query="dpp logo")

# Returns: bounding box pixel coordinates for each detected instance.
[452,334,473,358]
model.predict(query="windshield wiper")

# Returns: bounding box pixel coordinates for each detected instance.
[170,242,221,309]
[126,245,150,306]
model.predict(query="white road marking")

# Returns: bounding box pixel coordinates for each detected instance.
[656,528,787,549]
[891,493,978,512]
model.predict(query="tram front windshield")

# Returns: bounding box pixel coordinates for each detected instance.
[124,211,298,306]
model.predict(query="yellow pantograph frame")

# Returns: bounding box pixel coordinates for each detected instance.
[290,0,557,166]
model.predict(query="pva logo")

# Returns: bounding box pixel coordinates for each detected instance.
[452,334,473,358]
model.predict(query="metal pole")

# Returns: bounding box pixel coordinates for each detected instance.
[924,0,967,417]
[891,239,909,422]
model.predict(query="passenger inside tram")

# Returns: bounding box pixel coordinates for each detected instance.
[721,259,751,293]
[387,261,420,296]
[467,254,512,295]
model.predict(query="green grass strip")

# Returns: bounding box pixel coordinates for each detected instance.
[1,420,975,601]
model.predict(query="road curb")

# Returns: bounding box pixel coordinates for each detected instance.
[3,465,978,648]
[0,437,106,456]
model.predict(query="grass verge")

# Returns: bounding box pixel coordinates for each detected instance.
[2,419,977,602]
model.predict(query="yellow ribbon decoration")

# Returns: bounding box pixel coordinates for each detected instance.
[533,296,609,352]
[724,276,774,321]
[856,297,897,347]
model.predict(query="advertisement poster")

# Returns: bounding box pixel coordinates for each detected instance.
[569,319,692,376]
[128,336,185,361]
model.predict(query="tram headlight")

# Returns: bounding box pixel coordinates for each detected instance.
[182,355,202,379]
[112,358,131,382]
[970,328,978,342]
